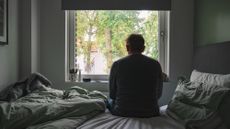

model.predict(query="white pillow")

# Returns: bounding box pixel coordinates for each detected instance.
[190,70,230,87]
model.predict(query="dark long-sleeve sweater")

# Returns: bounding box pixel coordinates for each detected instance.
[109,54,163,117]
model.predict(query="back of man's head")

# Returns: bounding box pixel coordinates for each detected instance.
[126,34,145,53]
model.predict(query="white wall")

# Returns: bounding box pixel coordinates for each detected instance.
[0,0,19,91]
[169,0,194,81]
[37,0,194,89]
[18,0,41,79]
[0,0,40,91]
[39,0,66,89]
[19,0,31,79]
[0,0,194,91]
[31,0,40,73]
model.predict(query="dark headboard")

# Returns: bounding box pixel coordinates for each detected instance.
[193,41,230,74]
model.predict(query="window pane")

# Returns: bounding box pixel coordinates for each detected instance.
[75,10,158,75]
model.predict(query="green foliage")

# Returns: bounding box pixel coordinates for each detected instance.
[75,11,159,73]
[142,12,159,59]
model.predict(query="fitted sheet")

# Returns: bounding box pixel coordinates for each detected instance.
[77,106,184,129]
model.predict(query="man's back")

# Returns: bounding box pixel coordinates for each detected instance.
[109,54,163,118]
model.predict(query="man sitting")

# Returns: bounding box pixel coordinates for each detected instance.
[108,34,163,118]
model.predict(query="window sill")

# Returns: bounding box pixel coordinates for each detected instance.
[66,80,174,88]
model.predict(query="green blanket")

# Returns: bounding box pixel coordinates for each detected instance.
[167,80,230,128]
[0,86,107,129]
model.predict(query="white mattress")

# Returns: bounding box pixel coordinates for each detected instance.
[77,106,184,129]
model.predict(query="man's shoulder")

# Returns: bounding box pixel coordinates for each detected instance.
[141,55,160,64]
[114,54,160,66]
[114,56,130,63]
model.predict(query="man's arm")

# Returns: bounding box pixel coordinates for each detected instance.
[156,63,163,99]
[109,62,118,100]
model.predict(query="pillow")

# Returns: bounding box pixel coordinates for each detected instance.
[167,79,230,128]
[190,70,230,88]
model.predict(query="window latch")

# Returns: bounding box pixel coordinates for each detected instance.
[160,31,165,37]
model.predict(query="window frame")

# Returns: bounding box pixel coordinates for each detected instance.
[65,11,170,82]
[159,11,170,75]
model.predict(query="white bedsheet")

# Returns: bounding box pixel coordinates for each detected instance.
[77,106,184,129]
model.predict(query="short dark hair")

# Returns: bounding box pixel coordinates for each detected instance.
[126,34,145,52]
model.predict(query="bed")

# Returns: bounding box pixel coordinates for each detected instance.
[193,41,230,74]
[164,41,230,129]
[77,106,184,129]
[77,41,230,129]
[0,74,107,129]
[0,42,230,129]
[0,74,184,129]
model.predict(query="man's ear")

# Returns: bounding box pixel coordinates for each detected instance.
[141,46,145,52]
[126,45,130,52]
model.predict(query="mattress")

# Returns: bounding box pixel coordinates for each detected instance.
[77,106,184,129]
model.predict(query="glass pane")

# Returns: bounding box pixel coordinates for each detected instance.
[75,10,159,75]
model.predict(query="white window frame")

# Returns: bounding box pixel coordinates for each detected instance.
[159,11,170,74]
[65,11,170,82]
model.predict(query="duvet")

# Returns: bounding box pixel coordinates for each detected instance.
[0,86,106,129]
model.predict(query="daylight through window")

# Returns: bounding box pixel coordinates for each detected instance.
[66,10,169,81]
[75,10,159,75]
